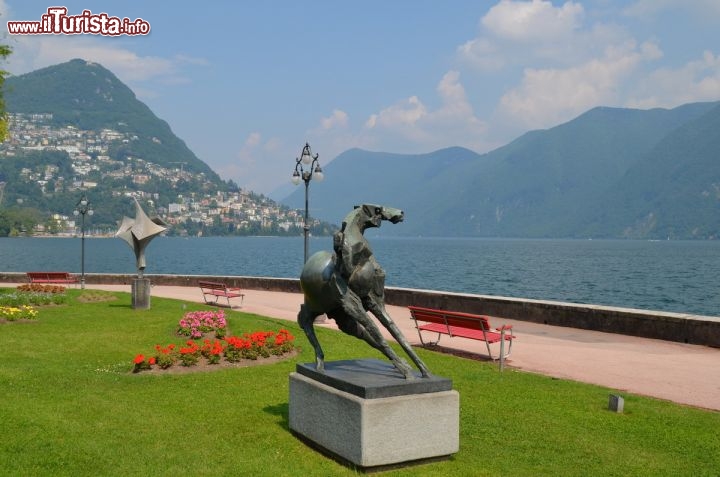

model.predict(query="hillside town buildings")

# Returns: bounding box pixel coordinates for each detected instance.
[0,113,319,236]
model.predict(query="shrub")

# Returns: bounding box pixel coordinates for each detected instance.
[178,341,201,366]
[154,344,178,369]
[201,339,224,364]
[132,354,155,373]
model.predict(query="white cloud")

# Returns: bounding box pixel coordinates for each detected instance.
[320,109,348,130]
[361,71,488,151]
[220,132,292,192]
[365,96,426,131]
[481,0,584,41]
[236,132,264,167]
[459,0,587,71]
[627,50,720,108]
[299,71,491,163]
[245,132,262,148]
[457,37,506,72]
[457,1,719,136]
[497,39,661,129]
[2,30,205,101]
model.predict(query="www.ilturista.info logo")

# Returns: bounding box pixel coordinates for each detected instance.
[7,7,150,36]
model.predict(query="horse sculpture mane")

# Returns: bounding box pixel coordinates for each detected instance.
[298,204,430,379]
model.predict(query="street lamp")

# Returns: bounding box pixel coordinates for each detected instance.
[73,194,94,289]
[291,142,324,263]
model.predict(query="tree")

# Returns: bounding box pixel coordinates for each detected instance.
[0,207,43,237]
[0,42,11,142]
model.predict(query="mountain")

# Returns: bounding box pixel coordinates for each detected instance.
[282,146,482,228]
[5,58,218,180]
[282,101,720,238]
[582,103,720,238]
[0,59,338,237]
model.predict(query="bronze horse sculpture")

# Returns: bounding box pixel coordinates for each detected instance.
[298,204,430,379]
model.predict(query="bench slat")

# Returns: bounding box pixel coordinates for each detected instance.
[410,311,489,331]
[418,323,509,343]
[206,290,243,298]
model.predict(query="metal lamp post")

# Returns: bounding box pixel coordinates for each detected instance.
[73,194,93,289]
[291,142,324,263]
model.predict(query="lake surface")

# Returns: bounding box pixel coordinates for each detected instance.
[1,236,718,317]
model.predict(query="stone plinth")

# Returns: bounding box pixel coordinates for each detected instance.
[131,278,151,309]
[289,359,459,469]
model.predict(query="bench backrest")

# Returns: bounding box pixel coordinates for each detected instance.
[199,281,227,290]
[27,272,73,279]
[408,305,490,331]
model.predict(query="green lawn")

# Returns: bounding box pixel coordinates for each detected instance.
[1,289,718,476]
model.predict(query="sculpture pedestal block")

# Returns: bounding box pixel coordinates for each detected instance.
[131,278,151,310]
[289,360,459,469]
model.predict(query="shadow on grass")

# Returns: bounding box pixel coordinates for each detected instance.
[417,343,493,362]
[264,402,290,431]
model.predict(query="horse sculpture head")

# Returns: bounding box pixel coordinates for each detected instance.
[350,204,404,231]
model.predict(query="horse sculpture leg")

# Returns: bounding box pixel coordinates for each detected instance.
[297,303,325,371]
[329,291,415,378]
[365,298,431,378]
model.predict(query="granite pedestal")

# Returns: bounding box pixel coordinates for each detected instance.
[289,359,459,469]
[131,278,151,309]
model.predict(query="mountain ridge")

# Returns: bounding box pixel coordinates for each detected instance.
[283,101,720,239]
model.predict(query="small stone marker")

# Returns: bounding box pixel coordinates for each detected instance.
[608,394,624,413]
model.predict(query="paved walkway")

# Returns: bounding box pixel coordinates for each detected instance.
[74,284,720,411]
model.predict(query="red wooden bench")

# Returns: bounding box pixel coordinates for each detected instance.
[199,280,244,307]
[408,305,515,360]
[26,271,78,285]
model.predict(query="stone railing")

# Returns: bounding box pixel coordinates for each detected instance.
[2,272,718,348]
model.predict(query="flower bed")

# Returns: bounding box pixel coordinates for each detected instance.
[177,310,227,339]
[133,329,296,373]
[16,284,67,294]
[0,305,38,321]
[1,287,67,307]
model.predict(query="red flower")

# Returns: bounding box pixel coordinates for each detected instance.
[148,357,156,365]
[133,354,145,364]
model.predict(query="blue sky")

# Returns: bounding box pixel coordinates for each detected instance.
[3,1,720,197]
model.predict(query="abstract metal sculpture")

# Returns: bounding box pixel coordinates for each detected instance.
[115,198,168,276]
[298,204,430,379]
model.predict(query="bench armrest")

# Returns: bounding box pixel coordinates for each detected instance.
[496,324,513,331]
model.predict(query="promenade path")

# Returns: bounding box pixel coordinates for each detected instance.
[47,283,720,411]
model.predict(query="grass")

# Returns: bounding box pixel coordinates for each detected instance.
[1,288,718,476]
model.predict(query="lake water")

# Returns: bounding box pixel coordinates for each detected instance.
[1,236,718,317]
